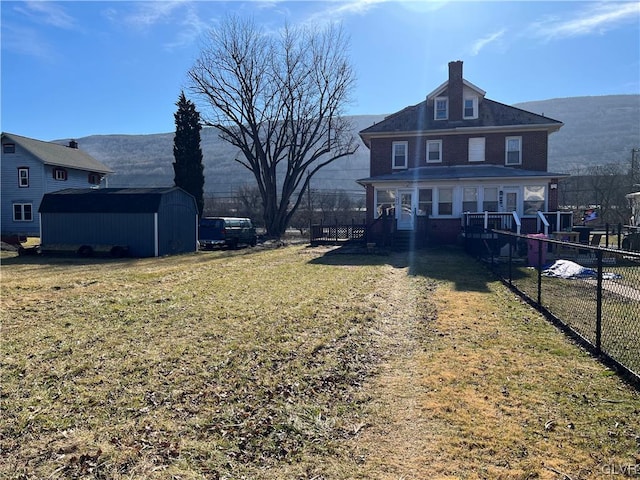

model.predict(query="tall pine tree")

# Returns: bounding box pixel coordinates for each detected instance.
[173,91,205,217]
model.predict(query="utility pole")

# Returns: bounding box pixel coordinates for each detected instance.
[632,148,640,188]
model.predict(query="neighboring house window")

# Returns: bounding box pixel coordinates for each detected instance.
[506,137,522,165]
[13,203,33,221]
[463,97,478,119]
[376,189,396,218]
[437,188,453,215]
[468,137,485,162]
[483,187,499,211]
[418,189,433,216]
[3,143,16,154]
[462,187,478,212]
[523,185,546,215]
[88,173,101,185]
[18,167,29,187]
[392,141,408,169]
[426,140,442,163]
[53,168,68,181]
[435,97,448,120]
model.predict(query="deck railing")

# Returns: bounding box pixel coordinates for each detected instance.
[463,211,521,234]
[310,219,367,246]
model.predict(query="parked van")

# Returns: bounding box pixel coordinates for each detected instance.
[199,217,257,250]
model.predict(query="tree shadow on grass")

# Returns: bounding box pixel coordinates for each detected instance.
[306,244,504,293]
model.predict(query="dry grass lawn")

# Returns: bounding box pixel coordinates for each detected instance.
[1,244,638,479]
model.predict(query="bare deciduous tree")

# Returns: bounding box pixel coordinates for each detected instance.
[188,16,358,238]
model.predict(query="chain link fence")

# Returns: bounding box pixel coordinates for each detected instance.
[468,231,640,385]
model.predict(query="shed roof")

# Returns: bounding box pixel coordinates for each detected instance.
[357,165,568,185]
[39,187,190,213]
[2,132,113,174]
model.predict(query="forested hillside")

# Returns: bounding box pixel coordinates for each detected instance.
[66,95,639,195]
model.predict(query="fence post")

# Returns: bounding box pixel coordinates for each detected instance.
[595,249,603,355]
[618,223,622,249]
[537,237,542,306]
[508,234,513,286]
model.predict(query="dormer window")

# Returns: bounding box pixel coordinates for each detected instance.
[463,97,478,119]
[435,97,448,120]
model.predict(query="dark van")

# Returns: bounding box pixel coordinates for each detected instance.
[199,217,257,250]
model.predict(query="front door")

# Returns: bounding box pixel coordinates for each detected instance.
[501,187,519,215]
[397,190,414,230]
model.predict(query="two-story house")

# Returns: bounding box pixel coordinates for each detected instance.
[358,61,567,245]
[1,132,113,239]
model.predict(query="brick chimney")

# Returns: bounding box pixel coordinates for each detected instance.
[67,140,78,149]
[448,60,463,122]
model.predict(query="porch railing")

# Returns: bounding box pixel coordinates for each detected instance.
[538,211,573,233]
[463,211,521,234]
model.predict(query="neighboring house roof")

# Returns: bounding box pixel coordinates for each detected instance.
[39,187,189,213]
[1,132,113,174]
[359,98,563,146]
[358,165,568,185]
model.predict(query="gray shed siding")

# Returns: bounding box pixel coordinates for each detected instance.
[40,212,157,257]
[157,190,199,256]
[39,187,198,257]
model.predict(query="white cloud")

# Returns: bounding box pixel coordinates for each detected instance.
[12,1,76,29]
[123,1,187,29]
[530,2,640,41]
[470,29,506,56]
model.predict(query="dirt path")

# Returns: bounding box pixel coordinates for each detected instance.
[352,253,640,480]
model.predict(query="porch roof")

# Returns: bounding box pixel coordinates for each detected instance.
[357,165,569,185]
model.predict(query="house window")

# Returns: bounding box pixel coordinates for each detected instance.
[483,187,498,211]
[53,168,68,181]
[18,168,29,187]
[88,173,101,185]
[462,187,478,212]
[392,142,408,169]
[418,189,433,216]
[13,203,33,221]
[435,97,448,120]
[506,137,522,165]
[468,137,485,162]
[3,143,16,154]
[376,189,396,218]
[437,188,453,216]
[523,185,546,215]
[463,97,478,119]
[426,140,442,163]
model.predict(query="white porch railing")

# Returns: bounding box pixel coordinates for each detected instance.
[536,211,550,236]
[462,211,521,234]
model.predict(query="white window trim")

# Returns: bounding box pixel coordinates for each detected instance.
[435,187,454,217]
[18,167,29,187]
[468,137,485,163]
[434,97,448,121]
[426,140,442,164]
[505,136,522,165]
[463,96,478,119]
[13,203,33,221]
[392,141,408,170]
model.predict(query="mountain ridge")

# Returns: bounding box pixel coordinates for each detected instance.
[61,95,639,195]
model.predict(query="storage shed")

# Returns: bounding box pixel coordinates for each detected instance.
[39,187,198,257]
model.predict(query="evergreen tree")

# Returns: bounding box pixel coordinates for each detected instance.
[173,91,205,217]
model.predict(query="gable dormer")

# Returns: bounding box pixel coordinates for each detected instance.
[427,61,485,122]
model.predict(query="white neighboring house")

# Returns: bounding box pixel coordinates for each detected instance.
[1,132,113,238]
[627,191,640,227]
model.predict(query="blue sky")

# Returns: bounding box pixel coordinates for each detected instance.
[2,0,639,141]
